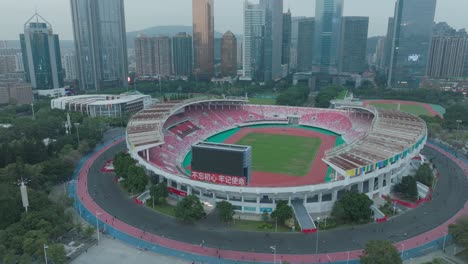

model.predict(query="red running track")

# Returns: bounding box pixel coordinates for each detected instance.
[223,127,336,187]
[362,99,441,117]
[76,139,468,263]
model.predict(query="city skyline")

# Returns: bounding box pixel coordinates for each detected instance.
[1,0,467,40]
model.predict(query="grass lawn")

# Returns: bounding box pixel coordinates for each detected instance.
[230,219,292,232]
[235,133,321,176]
[249,97,276,105]
[150,203,177,217]
[370,103,432,116]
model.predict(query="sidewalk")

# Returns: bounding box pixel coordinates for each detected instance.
[403,245,466,264]
[72,236,190,264]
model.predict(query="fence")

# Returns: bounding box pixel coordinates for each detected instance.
[67,137,464,264]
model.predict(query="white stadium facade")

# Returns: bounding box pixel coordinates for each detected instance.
[125,96,427,222]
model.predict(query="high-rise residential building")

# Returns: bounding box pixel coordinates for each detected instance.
[0,82,33,105]
[221,31,237,77]
[290,16,306,71]
[63,52,78,80]
[297,18,315,72]
[339,16,369,74]
[135,35,154,77]
[153,36,172,77]
[192,0,214,81]
[172,32,193,77]
[71,0,128,91]
[282,9,292,68]
[243,1,266,81]
[0,56,16,74]
[387,0,437,88]
[374,37,387,70]
[313,0,344,74]
[236,36,243,69]
[260,0,283,80]
[427,37,468,78]
[20,13,64,90]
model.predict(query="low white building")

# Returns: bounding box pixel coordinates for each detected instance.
[51,93,154,118]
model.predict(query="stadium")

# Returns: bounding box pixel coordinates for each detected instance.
[125,96,427,228]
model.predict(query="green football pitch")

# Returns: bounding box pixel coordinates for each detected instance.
[235,133,322,177]
[370,103,432,116]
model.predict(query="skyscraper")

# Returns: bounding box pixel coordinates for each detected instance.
[260,0,283,80]
[339,17,369,74]
[282,9,292,68]
[153,36,172,77]
[313,0,344,74]
[172,32,193,77]
[135,35,154,77]
[290,16,306,71]
[427,37,468,78]
[20,13,64,90]
[387,0,437,88]
[297,18,315,72]
[192,0,214,81]
[243,1,266,81]
[63,52,78,80]
[221,31,237,77]
[383,17,395,72]
[71,0,128,91]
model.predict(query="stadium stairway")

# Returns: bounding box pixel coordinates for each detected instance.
[291,200,317,233]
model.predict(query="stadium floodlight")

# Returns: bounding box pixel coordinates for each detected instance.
[16,178,31,213]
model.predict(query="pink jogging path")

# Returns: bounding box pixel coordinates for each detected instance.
[75,139,468,263]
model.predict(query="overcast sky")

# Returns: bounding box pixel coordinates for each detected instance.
[1,0,467,40]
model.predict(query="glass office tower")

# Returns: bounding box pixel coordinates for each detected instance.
[313,0,344,74]
[71,0,128,91]
[388,0,437,88]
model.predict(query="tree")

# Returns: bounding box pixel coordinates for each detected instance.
[150,181,169,204]
[394,176,418,201]
[262,210,270,222]
[125,165,147,194]
[315,85,345,108]
[47,244,67,264]
[175,195,206,223]
[217,201,235,222]
[415,164,433,187]
[271,201,293,224]
[449,217,468,248]
[331,191,373,224]
[360,240,402,264]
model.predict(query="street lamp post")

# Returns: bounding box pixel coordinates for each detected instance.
[443,232,447,252]
[270,245,276,264]
[315,217,320,264]
[31,103,35,120]
[43,244,48,264]
[74,123,80,145]
[96,211,102,243]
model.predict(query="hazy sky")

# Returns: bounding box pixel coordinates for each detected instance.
[1,0,467,40]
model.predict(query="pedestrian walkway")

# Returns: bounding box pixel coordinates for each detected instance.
[291,200,316,232]
[72,236,189,264]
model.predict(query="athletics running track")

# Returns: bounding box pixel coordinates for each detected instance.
[70,138,468,263]
[362,100,442,117]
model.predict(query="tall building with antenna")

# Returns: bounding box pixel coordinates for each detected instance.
[20,12,64,90]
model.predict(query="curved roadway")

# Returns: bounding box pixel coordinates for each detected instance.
[88,139,468,255]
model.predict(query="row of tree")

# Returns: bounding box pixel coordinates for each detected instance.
[113,152,148,194]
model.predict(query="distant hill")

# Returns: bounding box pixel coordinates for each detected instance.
[126,25,224,48]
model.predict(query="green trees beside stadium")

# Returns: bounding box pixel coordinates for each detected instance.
[449,217,468,249]
[150,181,169,205]
[113,152,148,194]
[360,240,402,264]
[217,201,235,222]
[331,191,373,224]
[271,201,293,224]
[394,176,418,202]
[175,195,206,223]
